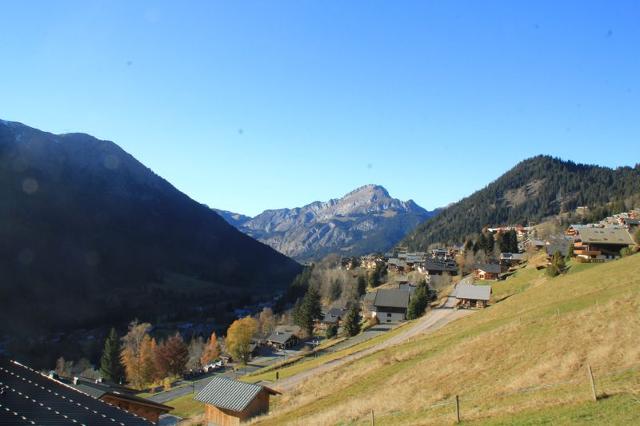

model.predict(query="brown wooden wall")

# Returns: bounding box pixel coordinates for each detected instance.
[101,394,165,424]
[203,390,271,425]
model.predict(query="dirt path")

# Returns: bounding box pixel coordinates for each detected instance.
[271,297,473,392]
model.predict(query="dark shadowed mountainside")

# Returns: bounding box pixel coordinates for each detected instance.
[0,119,301,356]
[217,185,437,261]
[404,155,640,248]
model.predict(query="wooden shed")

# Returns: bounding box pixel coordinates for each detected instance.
[195,376,280,425]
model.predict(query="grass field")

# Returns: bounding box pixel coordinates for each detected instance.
[242,322,411,384]
[252,254,640,425]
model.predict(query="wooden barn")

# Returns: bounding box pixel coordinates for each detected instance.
[195,377,280,425]
[453,284,491,308]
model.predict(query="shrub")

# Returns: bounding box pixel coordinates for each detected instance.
[546,264,560,277]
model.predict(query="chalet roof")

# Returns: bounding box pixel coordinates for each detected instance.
[0,358,152,426]
[373,289,410,309]
[422,260,458,272]
[576,227,635,245]
[453,284,491,301]
[474,263,501,274]
[273,325,301,335]
[322,307,345,324]
[266,331,296,345]
[195,377,279,413]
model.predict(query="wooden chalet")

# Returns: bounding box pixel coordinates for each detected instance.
[195,377,280,425]
[453,284,491,308]
[70,377,173,423]
[473,263,501,280]
[265,325,301,350]
[571,227,635,261]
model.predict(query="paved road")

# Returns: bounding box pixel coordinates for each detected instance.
[270,297,472,392]
[148,361,267,403]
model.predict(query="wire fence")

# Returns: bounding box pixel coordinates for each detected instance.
[364,363,640,425]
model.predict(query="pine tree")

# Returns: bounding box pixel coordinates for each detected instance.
[293,287,322,336]
[343,305,361,337]
[407,282,430,320]
[99,328,124,383]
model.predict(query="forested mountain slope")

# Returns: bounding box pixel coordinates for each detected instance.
[404,155,640,248]
[0,119,301,347]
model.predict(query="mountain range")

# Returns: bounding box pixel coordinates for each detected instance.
[0,119,301,352]
[215,185,436,261]
[404,155,640,248]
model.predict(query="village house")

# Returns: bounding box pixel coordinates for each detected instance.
[0,358,155,425]
[69,377,173,423]
[195,376,280,425]
[372,289,411,323]
[499,252,525,267]
[417,259,458,276]
[453,284,492,308]
[317,307,346,330]
[387,257,408,272]
[265,325,301,350]
[571,227,635,261]
[474,263,501,280]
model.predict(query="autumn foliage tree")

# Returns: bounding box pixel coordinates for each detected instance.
[154,333,189,378]
[200,332,221,367]
[226,317,258,365]
[120,321,153,389]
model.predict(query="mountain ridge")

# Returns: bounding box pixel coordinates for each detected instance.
[215,184,437,260]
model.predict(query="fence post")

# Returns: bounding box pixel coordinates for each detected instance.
[370,408,375,426]
[587,364,597,402]
[455,395,461,423]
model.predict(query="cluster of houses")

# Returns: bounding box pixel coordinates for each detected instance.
[344,248,460,277]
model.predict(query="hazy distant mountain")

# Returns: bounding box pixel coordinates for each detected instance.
[404,155,640,248]
[212,209,252,228]
[217,185,437,260]
[0,119,301,353]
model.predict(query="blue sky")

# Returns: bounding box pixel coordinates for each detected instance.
[1,1,638,216]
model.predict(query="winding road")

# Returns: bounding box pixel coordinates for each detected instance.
[271,296,472,392]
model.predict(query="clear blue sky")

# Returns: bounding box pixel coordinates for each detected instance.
[1,1,638,216]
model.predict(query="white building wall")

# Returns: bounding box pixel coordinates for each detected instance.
[373,310,405,323]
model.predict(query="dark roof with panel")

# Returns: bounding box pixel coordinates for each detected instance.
[195,377,279,413]
[0,358,152,426]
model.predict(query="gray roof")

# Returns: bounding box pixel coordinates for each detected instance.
[373,289,410,309]
[422,260,458,272]
[475,263,501,274]
[195,377,278,412]
[266,331,296,345]
[453,284,491,301]
[576,227,634,245]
